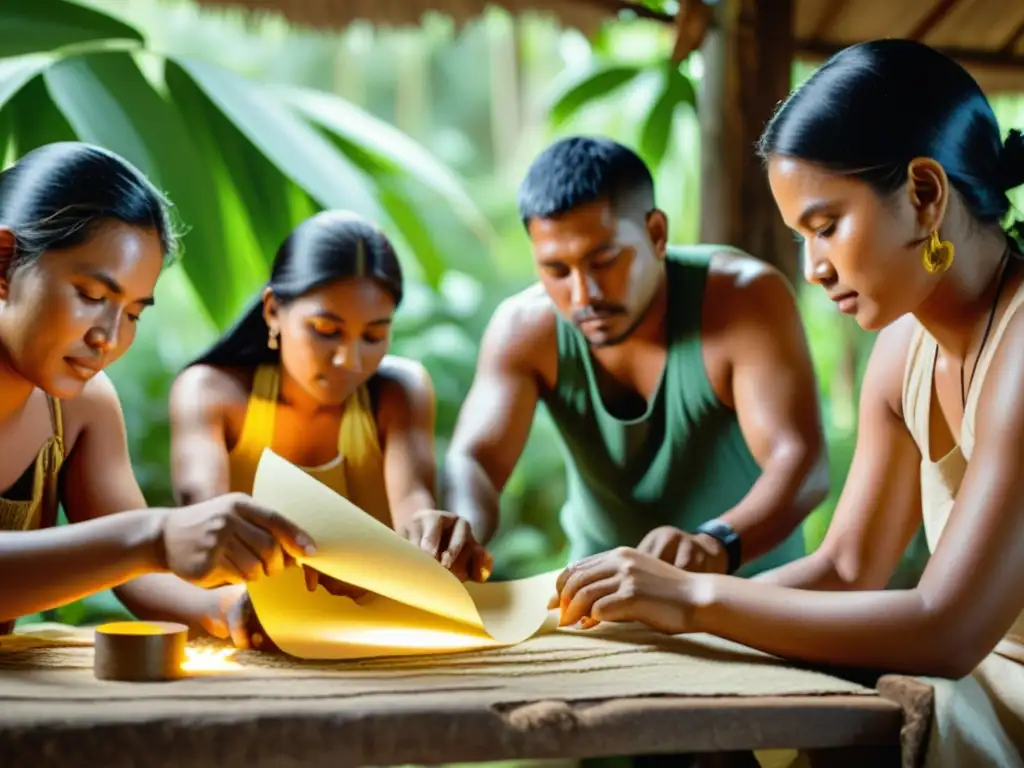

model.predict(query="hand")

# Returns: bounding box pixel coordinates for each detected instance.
[200,584,277,651]
[301,565,367,600]
[158,492,316,588]
[637,526,728,574]
[401,510,493,582]
[551,547,698,635]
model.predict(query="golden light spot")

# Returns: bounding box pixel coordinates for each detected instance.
[182,646,242,674]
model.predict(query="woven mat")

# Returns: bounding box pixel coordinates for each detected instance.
[0,622,873,711]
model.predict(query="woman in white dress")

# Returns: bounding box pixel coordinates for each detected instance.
[550,39,1024,767]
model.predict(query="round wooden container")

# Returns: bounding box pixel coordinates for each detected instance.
[93,621,189,682]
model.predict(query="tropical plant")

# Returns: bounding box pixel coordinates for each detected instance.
[0,0,500,330]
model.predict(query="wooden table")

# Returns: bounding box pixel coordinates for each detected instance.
[0,627,932,767]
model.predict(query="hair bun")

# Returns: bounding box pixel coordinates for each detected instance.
[1002,128,1024,192]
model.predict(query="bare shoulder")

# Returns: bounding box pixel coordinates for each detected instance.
[168,364,251,423]
[864,313,919,419]
[480,284,559,383]
[705,249,798,326]
[61,371,124,434]
[376,356,435,417]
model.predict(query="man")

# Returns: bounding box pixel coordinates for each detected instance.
[404,136,828,582]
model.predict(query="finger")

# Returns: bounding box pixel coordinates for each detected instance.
[231,517,285,577]
[636,529,660,554]
[227,591,253,650]
[674,541,699,571]
[224,537,265,583]
[561,577,619,626]
[402,518,423,543]
[547,592,559,610]
[445,546,472,581]
[651,534,679,564]
[303,564,319,592]
[470,547,494,583]
[578,616,600,630]
[420,516,447,560]
[558,558,622,612]
[320,576,368,600]
[442,519,470,570]
[232,495,317,560]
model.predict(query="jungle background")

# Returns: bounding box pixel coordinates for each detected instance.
[4,0,1024,627]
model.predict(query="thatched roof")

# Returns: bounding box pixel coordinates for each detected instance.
[190,0,1024,92]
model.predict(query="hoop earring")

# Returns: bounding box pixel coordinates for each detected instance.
[267,327,280,350]
[922,230,955,274]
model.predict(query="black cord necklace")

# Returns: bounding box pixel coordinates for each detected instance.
[961,245,1014,409]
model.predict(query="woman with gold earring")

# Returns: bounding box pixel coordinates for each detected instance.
[169,211,483,649]
[548,39,1024,768]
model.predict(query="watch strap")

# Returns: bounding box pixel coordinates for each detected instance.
[694,519,742,575]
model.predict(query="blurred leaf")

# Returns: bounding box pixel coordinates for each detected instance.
[43,52,256,328]
[172,56,384,222]
[165,61,296,270]
[549,64,643,126]
[377,182,447,288]
[638,64,696,169]
[0,0,143,59]
[9,74,76,154]
[279,84,497,248]
[0,54,53,109]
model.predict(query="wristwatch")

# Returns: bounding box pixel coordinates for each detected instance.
[694,519,742,575]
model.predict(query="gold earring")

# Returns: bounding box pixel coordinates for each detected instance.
[267,327,279,350]
[922,231,955,274]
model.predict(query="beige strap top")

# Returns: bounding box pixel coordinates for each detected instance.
[902,276,1024,653]
[0,395,65,636]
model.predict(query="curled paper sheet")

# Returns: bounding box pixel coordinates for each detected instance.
[248,449,560,660]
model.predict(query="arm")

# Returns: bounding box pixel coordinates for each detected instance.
[0,508,163,621]
[685,314,1024,678]
[168,365,234,507]
[441,295,550,544]
[756,319,923,590]
[706,264,830,566]
[61,373,227,629]
[377,358,440,532]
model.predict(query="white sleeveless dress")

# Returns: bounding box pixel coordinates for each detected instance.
[902,281,1024,767]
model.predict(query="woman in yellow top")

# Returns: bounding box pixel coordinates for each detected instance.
[0,141,315,640]
[170,211,491,640]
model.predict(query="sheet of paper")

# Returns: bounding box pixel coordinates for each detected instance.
[247,449,559,659]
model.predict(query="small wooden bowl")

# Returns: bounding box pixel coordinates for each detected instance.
[93,621,189,682]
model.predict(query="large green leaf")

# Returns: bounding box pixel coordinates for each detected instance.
[164,62,300,272]
[9,74,76,155]
[0,54,54,110]
[0,0,143,59]
[277,84,496,247]
[172,57,384,223]
[549,64,643,126]
[42,52,256,327]
[639,64,697,169]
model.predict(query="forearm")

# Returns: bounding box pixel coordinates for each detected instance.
[0,509,165,622]
[754,549,854,590]
[720,446,827,565]
[441,452,502,544]
[114,574,221,629]
[694,574,967,677]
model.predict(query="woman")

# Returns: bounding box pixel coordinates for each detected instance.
[169,210,489,607]
[551,40,1024,766]
[0,141,316,641]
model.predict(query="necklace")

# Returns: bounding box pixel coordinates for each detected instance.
[960,246,1014,408]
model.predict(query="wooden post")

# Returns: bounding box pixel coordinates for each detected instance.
[698,0,799,283]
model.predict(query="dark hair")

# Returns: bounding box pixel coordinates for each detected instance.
[0,141,176,269]
[757,39,1024,241]
[517,136,656,227]
[190,210,403,369]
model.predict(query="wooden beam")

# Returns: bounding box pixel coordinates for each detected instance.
[908,0,960,41]
[797,37,1024,71]
[1000,18,1024,55]
[699,0,800,283]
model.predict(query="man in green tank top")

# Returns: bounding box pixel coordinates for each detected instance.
[412,136,827,585]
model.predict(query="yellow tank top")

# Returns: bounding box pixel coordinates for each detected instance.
[227,365,392,528]
[0,395,65,635]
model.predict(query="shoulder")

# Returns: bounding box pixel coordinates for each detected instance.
[863,313,919,420]
[704,249,798,325]
[974,301,1024,430]
[375,356,435,432]
[168,364,252,423]
[58,372,127,448]
[481,284,558,370]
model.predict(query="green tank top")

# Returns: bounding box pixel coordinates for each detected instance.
[542,244,806,576]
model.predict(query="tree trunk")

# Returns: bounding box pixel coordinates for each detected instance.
[698,0,799,283]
